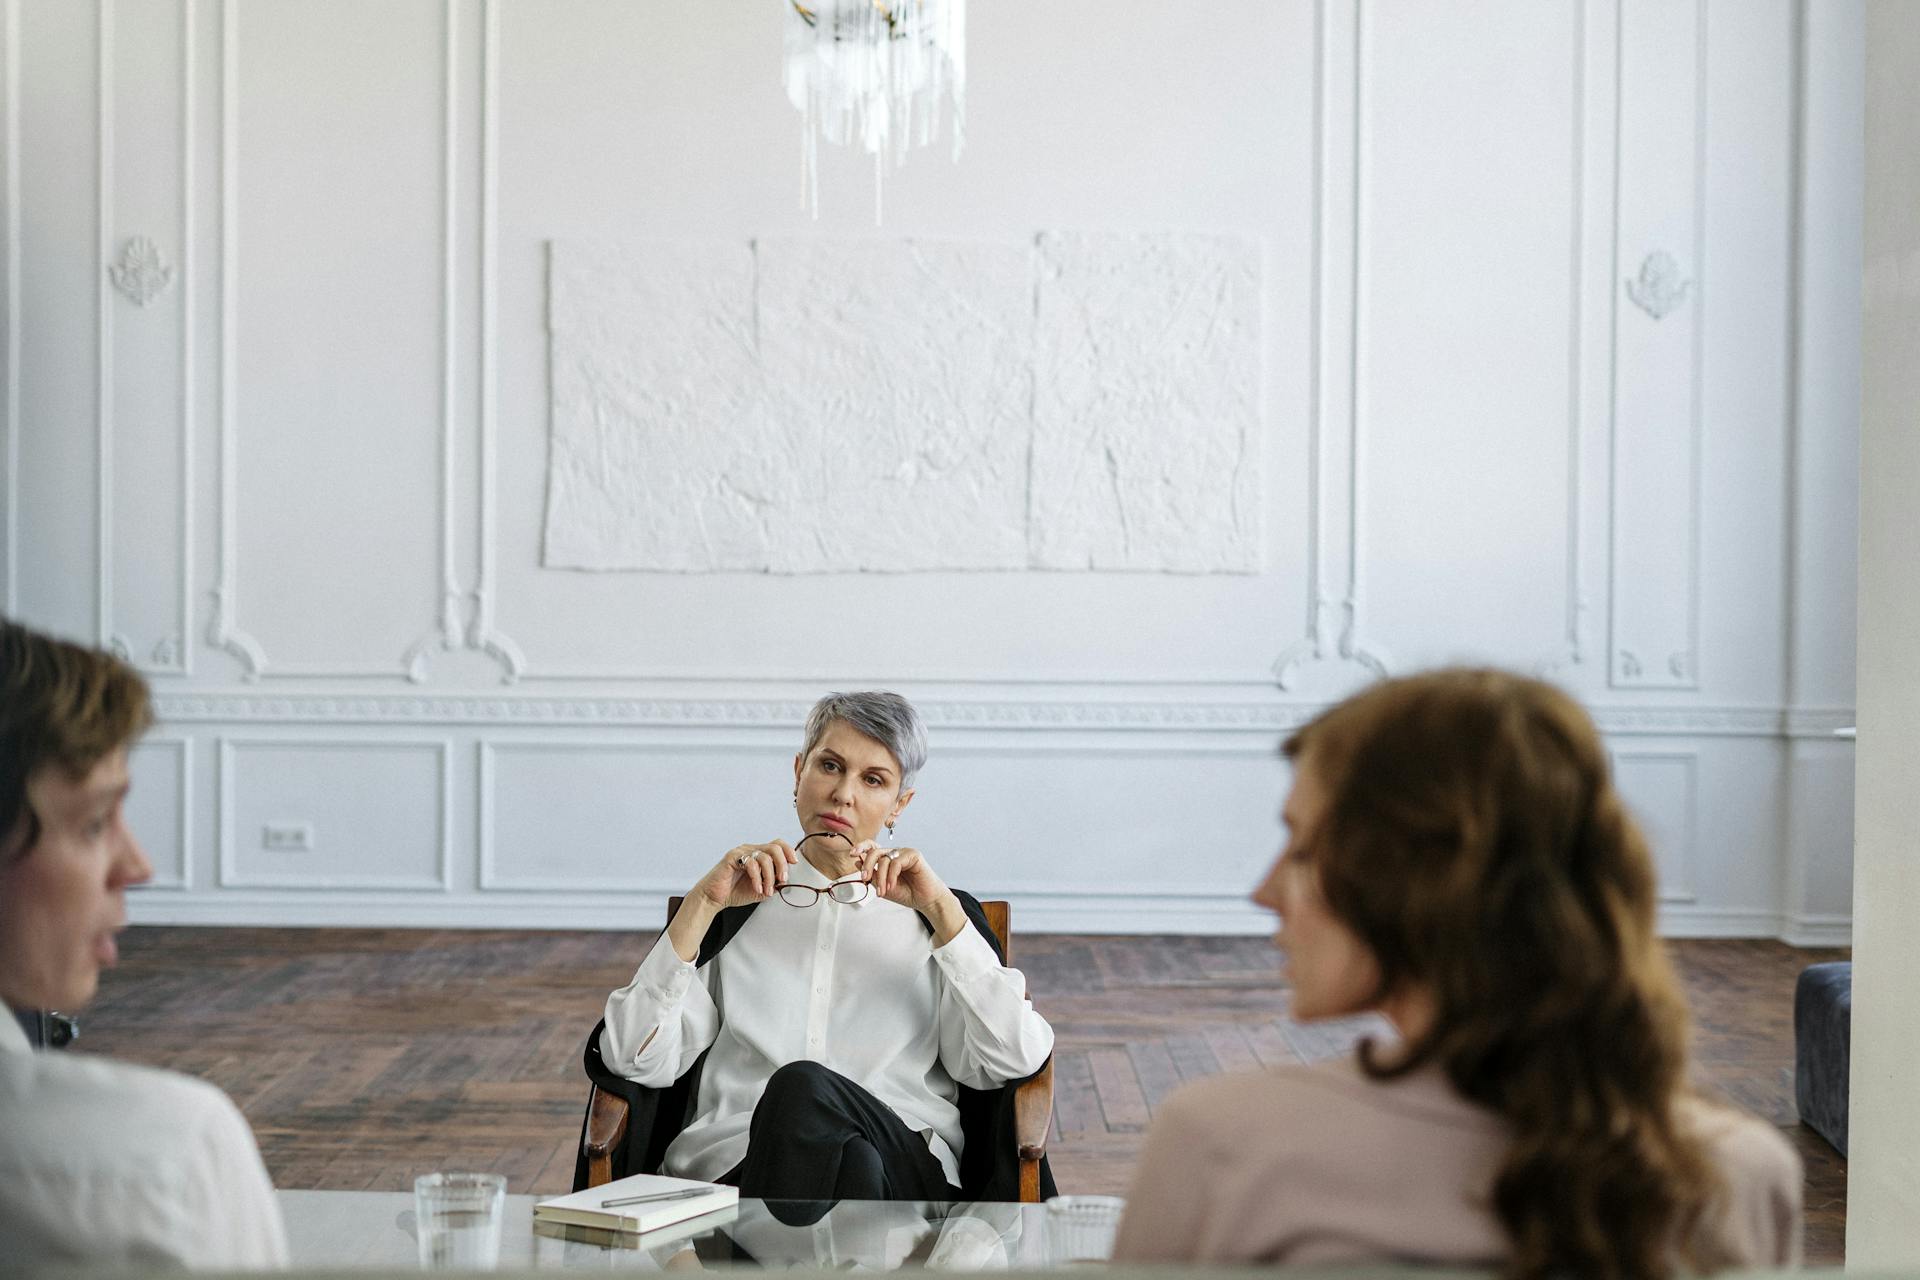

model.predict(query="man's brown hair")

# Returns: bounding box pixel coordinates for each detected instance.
[0,618,153,856]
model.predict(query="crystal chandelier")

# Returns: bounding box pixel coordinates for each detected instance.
[782,0,967,223]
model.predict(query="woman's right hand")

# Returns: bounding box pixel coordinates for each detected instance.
[692,840,798,910]
[668,841,798,962]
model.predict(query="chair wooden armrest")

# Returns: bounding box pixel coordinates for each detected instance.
[1014,1057,1054,1202]
[583,1084,631,1188]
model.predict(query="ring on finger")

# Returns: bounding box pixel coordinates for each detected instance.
[886,850,900,861]
[735,853,752,867]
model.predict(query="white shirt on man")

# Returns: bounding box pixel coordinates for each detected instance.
[600,857,1054,1186]
[0,1010,288,1268]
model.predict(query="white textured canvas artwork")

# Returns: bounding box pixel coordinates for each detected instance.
[1031,233,1263,571]
[545,240,766,572]
[544,234,1264,574]
[754,240,1033,571]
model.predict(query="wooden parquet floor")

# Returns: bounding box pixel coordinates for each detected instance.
[79,929,1847,1264]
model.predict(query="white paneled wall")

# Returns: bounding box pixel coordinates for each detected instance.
[1,0,1858,938]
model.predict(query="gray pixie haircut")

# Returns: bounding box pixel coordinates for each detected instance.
[801,691,928,792]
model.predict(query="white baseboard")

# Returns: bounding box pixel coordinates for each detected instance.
[130,893,1846,941]
[1781,913,1854,947]
[126,892,1279,935]
[1656,905,1854,946]
[1656,906,1786,938]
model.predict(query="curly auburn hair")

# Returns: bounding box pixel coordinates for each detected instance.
[1284,669,1728,1280]
[0,617,152,858]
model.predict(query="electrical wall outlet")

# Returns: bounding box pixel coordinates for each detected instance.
[262,821,314,852]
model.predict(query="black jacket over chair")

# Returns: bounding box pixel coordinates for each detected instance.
[573,890,1056,1202]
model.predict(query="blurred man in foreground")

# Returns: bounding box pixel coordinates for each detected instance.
[0,617,286,1267]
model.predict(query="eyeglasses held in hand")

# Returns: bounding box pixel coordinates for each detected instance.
[775,877,871,907]
[776,831,868,907]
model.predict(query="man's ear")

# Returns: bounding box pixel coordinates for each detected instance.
[0,786,38,866]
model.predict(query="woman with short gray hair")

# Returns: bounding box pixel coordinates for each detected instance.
[598,691,1053,1205]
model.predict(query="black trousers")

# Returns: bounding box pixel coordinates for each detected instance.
[722,1061,962,1209]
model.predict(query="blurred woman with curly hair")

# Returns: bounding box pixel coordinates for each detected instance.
[1113,668,1799,1278]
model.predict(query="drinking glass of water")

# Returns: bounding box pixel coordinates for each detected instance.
[414,1172,506,1269]
[1045,1195,1126,1266]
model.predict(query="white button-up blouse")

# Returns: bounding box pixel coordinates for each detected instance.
[600,856,1054,1187]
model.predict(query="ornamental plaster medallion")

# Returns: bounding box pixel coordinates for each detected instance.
[1617,650,1643,680]
[151,636,181,667]
[1625,250,1691,321]
[109,236,174,307]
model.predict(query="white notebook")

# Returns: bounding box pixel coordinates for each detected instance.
[533,1172,740,1234]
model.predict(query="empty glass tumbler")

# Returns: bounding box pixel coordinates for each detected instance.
[414,1172,507,1269]
[1045,1195,1126,1265]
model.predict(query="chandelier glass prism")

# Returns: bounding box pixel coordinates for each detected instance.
[782,0,967,223]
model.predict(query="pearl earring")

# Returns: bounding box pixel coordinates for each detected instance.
[884,820,896,845]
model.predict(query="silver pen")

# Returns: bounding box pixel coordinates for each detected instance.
[600,1187,717,1209]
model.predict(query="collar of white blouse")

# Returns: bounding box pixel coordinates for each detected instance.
[0,1008,32,1054]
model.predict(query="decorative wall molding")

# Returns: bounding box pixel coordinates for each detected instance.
[1783,707,1857,739]
[1275,0,1390,691]
[97,3,194,677]
[1624,248,1692,320]
[1656,906,1815,940]
[17,3,1852,947]
[1611,747,1699,903]
[3,0,17,615]
[108,233,174,306]
[403,0,466,685]
[96,0,115,655]
[1607,0,1707,691]
[125,888,1281,935]
[478,740,708,893]
[175,0,194,676]
[1781,913,1853,947]
[208,0,265,677]
[1287,1,1600,682]
[491,666,1279,688]
[166,693,1307,732]
[148,690,1843,740]
[456,0,523,685]
[213,0,457,683]
[132,734,192,889]
[1560,3,1615,673]
[1587,705,1784,736]
[216,735,453,891]
[121,890,1846,942]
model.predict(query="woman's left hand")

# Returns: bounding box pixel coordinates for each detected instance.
[851,840,942,909]
[850,842,965,941]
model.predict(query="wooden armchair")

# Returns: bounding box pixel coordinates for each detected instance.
[581,897,1055,1202]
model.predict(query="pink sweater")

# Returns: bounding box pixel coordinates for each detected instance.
[1112,1056,1802,1269]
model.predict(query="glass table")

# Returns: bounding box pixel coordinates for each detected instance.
[279,1190,1065,1271]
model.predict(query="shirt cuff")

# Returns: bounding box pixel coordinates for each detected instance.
[932,919,1004,981]
[634,929,698,993]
